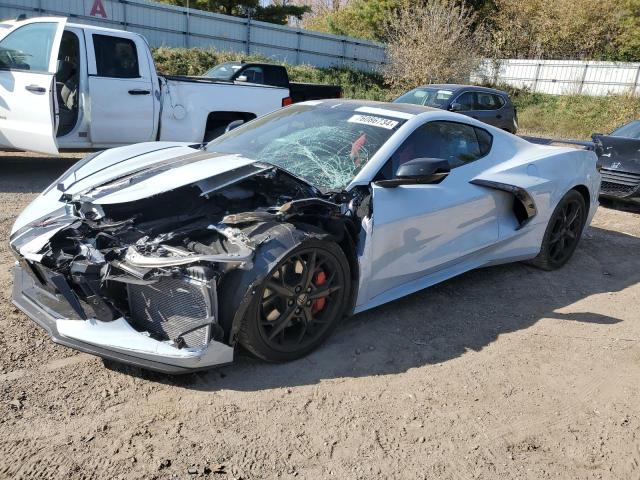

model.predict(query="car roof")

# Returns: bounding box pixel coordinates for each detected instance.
[309,99,440,116]
[412,84,510,96]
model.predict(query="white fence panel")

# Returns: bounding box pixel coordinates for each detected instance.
[472,59,640,96]
[0,0,386,71]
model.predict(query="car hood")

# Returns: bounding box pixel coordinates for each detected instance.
[10,142,261,235]
[593,134,640,174]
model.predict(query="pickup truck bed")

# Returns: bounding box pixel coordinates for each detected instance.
[289,82,343,103]
[202,62,342,104]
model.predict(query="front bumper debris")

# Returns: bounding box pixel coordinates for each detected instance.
[11,265,234,374]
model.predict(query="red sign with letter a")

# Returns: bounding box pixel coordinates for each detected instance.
[89,0,108,18]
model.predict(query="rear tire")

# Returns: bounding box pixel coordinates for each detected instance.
[238,240,350,362]
[529,189,587,271]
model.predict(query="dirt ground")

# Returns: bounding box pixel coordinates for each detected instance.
[0,151,639,480]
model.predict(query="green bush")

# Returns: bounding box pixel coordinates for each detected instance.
[510,90,640,139]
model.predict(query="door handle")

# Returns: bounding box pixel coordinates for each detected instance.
[128,89,151,95]
[25,84,46,93]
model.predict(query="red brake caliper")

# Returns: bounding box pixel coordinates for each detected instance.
[311,271,327,314]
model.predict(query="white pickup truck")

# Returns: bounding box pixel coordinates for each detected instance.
[0,17,292,155]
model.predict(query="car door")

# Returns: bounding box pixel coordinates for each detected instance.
[472,92,506,128]
[0,18,66,155]
[365,121,500,301]
[85,31,155,145]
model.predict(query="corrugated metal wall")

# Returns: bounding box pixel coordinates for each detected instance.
[0,0,387,71]
[472,59,640,96]
[4,0,640,95]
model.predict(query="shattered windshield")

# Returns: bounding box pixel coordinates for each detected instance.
[205,105,403,190]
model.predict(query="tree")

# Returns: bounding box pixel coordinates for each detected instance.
[158,0,310,25]
[489,0,623,60]
[304,0,403,41]
[383,0,482,89]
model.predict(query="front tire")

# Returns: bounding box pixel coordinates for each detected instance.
[238,240,351,362]
[530,189,587,271]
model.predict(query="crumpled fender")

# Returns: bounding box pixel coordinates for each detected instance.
[217,221,335,346]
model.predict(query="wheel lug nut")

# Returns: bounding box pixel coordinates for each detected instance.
[295,286,301,293]
[306,287,311,292]
[288,300,294,306]
[295,308,301,314]
[306,300,312,306]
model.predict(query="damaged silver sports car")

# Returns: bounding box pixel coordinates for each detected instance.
[10,100,601,373]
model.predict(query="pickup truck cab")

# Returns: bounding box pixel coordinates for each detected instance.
[203,62,342,103]
[0,17,292,155]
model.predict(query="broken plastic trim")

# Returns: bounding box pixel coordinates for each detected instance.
[124,243,253,268]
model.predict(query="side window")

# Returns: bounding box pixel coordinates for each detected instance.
[0,22,58,72]
[93,34,139,78]
[242,66,265,84]
[265,67,288,87]
[378,121,492,179]
[455,92,475,111]
[476,92,500,110]
[475,127,493,156]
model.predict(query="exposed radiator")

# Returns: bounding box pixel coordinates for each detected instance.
[126,268,216,349]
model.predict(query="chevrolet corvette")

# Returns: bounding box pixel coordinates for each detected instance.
[9,100,601,373]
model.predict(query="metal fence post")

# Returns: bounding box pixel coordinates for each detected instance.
[532,62,542,93]
[122,0,128,31]
[185,10,190,48]
[246,17,251,55]
[578,63,588,95]
[341,40,346,68]
[633,65,640,96]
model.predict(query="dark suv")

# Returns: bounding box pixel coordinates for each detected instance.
[394,84,518,133]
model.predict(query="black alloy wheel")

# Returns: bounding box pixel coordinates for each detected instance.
[530,189,587,270]
[239,240,350,362]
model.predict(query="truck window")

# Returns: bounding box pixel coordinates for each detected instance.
[242,66,264,84]
[0,22,58,72]
[93,34,139,78]
[264,66,288,88]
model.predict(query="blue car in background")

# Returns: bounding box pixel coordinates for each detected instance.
[394,84,518,134]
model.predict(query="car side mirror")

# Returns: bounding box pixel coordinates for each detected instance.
[225,119,245,133]
[449,102,463,112]
[375,158,451,188]
[236,75,248,82]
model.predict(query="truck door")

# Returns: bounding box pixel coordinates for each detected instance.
[85,31,155,145]
[0,18,66,155]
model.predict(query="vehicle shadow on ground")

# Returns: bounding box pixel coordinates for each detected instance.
[106,224,640,391]
[599,198,640,215]
[0,154,80,194]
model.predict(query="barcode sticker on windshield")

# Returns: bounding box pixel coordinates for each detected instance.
[347,114,399,130]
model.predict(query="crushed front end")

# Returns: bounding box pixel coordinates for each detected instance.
[9,157,352,373]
